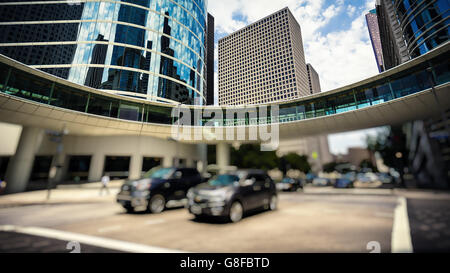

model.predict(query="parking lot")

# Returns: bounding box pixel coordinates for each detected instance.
[0,186,405,253]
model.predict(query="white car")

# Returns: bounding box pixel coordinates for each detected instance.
[312,177,329,187]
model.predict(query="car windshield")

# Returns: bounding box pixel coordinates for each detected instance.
[282,178,292,183]
[143,168,174,179]
[208,175,240,187]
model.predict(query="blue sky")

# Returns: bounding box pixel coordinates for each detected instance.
[209,0,384,155]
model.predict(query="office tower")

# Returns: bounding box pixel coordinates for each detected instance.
[279,63,331,171]
[0,0,208,105]
[306,64,321,95]
[206,13,215,105]
[365,9,384,72]
[218,7,309,106]
[376,0,449,70]
[375,0,450,187]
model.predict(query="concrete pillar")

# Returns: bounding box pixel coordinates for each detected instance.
[129,154,143,180]
[197,144,208,175]
[217,143,230,174]
[88,153,104,182]
[5,127,44,194]
[163,156,173,168]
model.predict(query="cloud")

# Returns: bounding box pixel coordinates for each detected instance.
[208,0,381,153]
[209,0,378,93]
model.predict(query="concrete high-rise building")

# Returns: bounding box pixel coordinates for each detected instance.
[279,62,331,172]
[218,7,309,106]
[206,13,215,105]
[306,63,321,95]
[365,9,384,72]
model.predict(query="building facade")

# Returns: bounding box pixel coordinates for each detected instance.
[306,63,321,95]
[0,0,209,105]
[374,0,450,188]
[365,9,385,72]
[218,7,309,106]
[206,13,215,105]
[279,62,331,172]
[376,0,449,70]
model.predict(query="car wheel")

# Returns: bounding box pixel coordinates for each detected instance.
[269,195,278,211]
[229,201,243,223]
[148,194,166,214]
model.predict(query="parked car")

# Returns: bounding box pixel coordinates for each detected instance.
[312,177,330,187]
[187,170,278,223]
[306,173,317,184]
[334,172,356,189]
[0,179,6,194]
[377,173,394,184]
[356,172,379,183]
[117,167,203,214]
[277,177,302,192]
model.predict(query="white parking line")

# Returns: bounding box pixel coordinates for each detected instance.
[0,225,188,253]
[391,197,413,253]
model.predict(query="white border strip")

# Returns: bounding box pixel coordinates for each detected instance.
[391,197,414,253]
[0,225,188,253]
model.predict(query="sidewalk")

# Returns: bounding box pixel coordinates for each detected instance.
[0,181,123,208]
[302,186,395,196]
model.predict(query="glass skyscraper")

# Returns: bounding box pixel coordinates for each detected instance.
[0,0,208,105]
[376,0,449,70]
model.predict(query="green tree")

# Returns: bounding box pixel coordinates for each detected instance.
[281,153,311,174]
[231,144,279,171]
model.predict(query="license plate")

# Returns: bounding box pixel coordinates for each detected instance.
[191,205,202,215]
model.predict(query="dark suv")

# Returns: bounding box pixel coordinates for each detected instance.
[117,167,202,214]
[187,170,278,223]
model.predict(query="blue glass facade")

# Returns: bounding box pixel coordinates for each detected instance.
[1,44,448,126]
[0,0,207,105]
[394,0,450,58]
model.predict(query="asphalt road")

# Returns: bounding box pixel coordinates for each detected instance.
[0,191,399,253]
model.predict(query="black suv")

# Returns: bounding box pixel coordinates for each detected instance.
[187,170,278,223]
[117,167,202,214]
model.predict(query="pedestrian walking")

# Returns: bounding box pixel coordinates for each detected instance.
[100,174,110,196]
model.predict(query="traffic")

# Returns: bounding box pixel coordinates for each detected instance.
[116,165,397,223]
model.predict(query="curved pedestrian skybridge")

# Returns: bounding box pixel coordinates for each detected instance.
[0,42,449,144]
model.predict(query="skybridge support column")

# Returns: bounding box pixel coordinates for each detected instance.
[88,153,105,182]
[217,143,230,174]
[197,144,208,175]
[4,127,44,194]
[129,154,143,180]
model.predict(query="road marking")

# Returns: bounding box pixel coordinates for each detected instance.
[0,225,188,253]
[391,197,413,253]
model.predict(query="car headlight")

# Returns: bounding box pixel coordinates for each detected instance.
[136,179,151,191]
[187,188,195,199]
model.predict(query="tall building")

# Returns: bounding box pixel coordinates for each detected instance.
[279,62,331,172]
[376,0,449,70]
[365,9,384,72]
[374,0,450,188]
[206,13,215,105]
[0,0,208,105]
[306,63,321,95]
[218,7,309,106]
